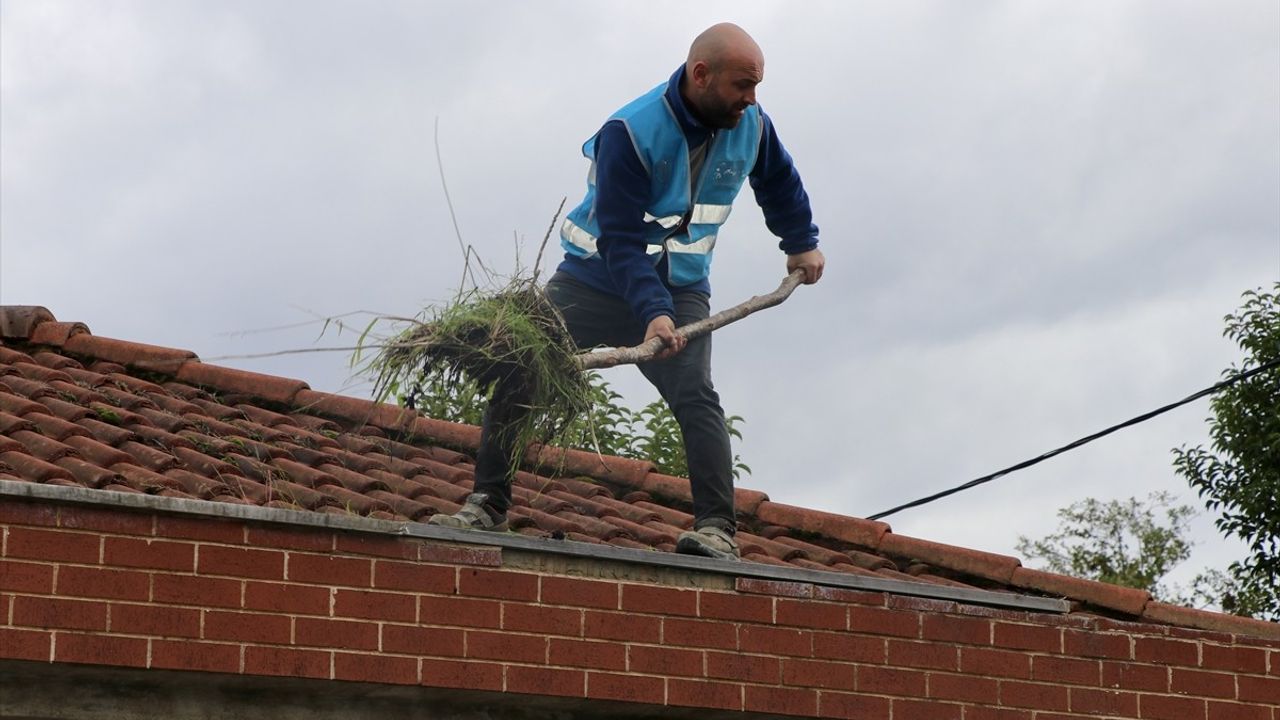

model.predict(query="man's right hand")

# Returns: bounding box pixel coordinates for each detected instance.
[645,315,686,361]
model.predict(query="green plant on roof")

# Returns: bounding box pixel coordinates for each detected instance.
[92,405,122,424]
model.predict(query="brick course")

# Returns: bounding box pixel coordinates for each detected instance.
[2,497,1276,719]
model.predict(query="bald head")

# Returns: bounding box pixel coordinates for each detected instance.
[681,23,765,129]
[686,22,764,73]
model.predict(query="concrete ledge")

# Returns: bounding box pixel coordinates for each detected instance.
[0,479,1070,614]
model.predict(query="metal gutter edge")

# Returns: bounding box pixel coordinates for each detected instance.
[0,480,1070,614]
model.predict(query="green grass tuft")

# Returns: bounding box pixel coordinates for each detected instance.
[362,277,591,473]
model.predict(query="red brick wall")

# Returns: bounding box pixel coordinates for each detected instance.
[2,497,1278,719]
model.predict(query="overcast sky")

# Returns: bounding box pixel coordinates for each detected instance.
[3,0,1277,597]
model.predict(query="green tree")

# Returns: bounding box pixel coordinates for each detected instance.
[1173,284,1280,620]
[1016,492,1198,601]
[404,368,750,479]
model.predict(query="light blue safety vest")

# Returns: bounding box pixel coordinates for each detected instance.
[560,83,763,287]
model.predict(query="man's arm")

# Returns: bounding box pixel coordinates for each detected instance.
[593,122,686,358]
[749,111,824,284]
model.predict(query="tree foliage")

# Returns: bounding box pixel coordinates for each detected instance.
[1016,492,1197,601]
[1173,283,1280,620]
[404,368,750,480]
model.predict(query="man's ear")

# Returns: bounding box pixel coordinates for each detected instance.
[689,60,711,88]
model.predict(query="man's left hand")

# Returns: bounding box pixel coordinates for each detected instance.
[787,248,825,284]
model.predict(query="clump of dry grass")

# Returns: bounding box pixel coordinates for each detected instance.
[362,276,591,472]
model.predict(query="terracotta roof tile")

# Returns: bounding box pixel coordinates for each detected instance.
[27,321,89,347]
[772,536,857,567]
[224,454,281,483]
[1,304,1270,639]
[754,501,890,550]
[114,463,182,493]
[4,375,59,400]
[509,506,586,536]
[0,306,55,339]
[133,408,191,434]
[12,430,75,462]
[365,489,439,520]
[601,516,677,546]
[395,474,469,504]
[88,402,149,428]
[318,484,392,516]
[372,436,431,461]
[880,533,1022,585]
[96,385,159,411]
[285,412,342,435]
[515,489,574,516]
[78,417,135,445]
[274,425,343,451]
[10,362,75,385]
[3,452,76,483]
[1010,567,1151,616]
[104,373,168,396]
[0,411,36,435]
[271,458,339,489]
[226,436,290,462]
[547,491,622,520]
[591,495,662,525]
[54,457,121,488]
[182,415,244,439]
[163,468,234,500]
[118,441,180,473]
[234,404,295,428]
[323,464,391,495]
[630,500,694,530]
[268,480,340,511]
[0,347,36,365]
[128,426,196,453]
[62,333,197,373]
[63,436,135,468]
[175,432,240,457]
[24,412,92,442]
[419,446,471,465]
[367,453,433,479]
[220,476,272,505]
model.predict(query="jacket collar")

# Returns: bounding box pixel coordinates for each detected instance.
[665,65,713,144]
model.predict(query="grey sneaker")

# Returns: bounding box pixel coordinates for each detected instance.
[676,525,740,561]
[427,493,508,532]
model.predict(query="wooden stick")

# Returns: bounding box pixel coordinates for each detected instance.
[576,269,806,370]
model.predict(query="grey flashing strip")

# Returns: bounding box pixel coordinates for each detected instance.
[0,481,1070,614]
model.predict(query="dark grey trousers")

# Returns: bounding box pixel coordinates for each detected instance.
[471,271,736,532]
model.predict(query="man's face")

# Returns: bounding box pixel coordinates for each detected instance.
[692,60,763,129]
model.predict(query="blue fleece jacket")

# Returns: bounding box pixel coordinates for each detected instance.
[556,66,819,327]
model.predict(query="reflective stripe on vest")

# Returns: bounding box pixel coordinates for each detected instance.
[666,233,716,254]
[689,203,732,225]
[643,212,684,229]
[561,218,598,255]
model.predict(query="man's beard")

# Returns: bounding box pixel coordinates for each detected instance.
[699,95,745,129]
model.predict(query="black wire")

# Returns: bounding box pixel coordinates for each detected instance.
[866,355,1280,521]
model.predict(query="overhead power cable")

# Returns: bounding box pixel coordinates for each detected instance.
[866,355,1280,521]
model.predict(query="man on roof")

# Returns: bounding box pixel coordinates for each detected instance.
[430,22,824,560]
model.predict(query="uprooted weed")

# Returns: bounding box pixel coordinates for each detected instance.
[361,277,591,474]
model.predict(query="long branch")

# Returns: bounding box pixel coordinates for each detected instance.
[576,270,806,370]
